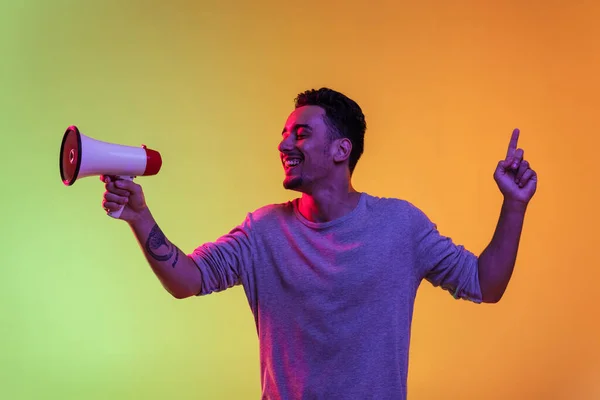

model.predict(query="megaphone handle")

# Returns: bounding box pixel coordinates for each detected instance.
[108,176,135,219]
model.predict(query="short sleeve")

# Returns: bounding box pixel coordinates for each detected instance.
[410,204,482,303]
[188,214,254,296]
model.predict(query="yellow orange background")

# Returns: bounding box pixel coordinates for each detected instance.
[2,1,599,399]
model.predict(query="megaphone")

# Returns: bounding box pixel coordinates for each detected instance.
[59,125,162,219]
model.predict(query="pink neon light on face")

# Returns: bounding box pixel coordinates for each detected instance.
[278,106,336,194]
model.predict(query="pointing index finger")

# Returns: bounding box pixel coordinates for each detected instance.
[506,128,520,158]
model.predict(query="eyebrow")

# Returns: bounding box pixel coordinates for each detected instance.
[282,124,312,135]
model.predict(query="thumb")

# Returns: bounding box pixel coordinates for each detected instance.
[115,178,136,191]
[496,158,512,176]
[499,157,513,171]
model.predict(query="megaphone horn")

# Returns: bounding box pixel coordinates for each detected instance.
[59,125,162,218]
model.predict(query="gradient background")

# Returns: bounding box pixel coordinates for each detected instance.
[2,1,599,399]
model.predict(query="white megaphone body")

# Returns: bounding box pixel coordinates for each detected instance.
[59,125,162,219]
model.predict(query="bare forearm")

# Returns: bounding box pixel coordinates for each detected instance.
[128,208,202,299]
[478,199,527,303]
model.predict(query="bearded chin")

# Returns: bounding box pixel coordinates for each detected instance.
[283,176,303,190]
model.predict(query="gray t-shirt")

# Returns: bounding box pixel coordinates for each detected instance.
[189,192,482,399]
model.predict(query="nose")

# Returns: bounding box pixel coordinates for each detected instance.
[278,134,293,153]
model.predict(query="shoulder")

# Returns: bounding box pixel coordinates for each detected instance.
[363,192,420,215]
[362,193,433,228]
[245,200,295,226]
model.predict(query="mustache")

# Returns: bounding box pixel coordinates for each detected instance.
[281,152,304,159]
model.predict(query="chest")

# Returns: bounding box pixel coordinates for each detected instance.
[256,226,416,303]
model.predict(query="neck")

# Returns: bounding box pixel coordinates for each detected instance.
[298,180,361,223]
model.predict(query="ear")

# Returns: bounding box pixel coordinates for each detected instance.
[332,138,352,163]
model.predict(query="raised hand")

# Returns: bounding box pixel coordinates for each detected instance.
[493,128,538,205]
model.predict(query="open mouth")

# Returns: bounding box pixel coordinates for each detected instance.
[284,159,302,168]
[283,158,303,174]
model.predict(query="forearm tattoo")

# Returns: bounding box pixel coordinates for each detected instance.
[145,224,179,268]
[171,250,179,268]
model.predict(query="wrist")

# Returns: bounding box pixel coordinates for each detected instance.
[502,198,528,214]
[128,206,152,228]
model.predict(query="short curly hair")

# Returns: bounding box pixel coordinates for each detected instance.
[294,88,366,174]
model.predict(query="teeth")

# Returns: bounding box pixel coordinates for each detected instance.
[285,159,301,167]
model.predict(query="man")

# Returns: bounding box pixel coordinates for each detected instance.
[102,88,537,399]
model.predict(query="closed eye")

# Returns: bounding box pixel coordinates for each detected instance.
[282,123,312,137]
[296,127,310,139]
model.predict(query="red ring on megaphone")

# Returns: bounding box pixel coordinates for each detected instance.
[143,147,162,176]
[60,125,82,186]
